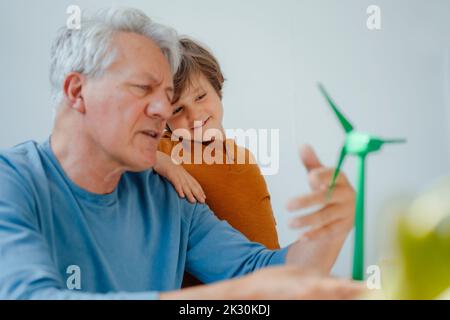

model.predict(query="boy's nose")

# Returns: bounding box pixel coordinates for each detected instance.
[187,111,207,125]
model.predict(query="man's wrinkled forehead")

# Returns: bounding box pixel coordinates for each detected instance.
[107,31,172,81]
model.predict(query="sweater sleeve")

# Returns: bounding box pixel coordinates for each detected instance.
[185,202,289,284]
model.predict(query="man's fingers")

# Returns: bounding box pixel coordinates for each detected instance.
[308,167,348,191]
[316,278,365,300]
[301,218,354,240]
[289,204,343,229]
[287,186,352,211]
[300,144,324,172]
[287,189,327,211]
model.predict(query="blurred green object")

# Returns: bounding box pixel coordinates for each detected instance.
[394,176,450,299]
[317,83,406,280]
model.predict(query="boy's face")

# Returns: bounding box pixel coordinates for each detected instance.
[167,73,224,142]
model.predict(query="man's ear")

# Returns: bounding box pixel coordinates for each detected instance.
[63,72,86,113]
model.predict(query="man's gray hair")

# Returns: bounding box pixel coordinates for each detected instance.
[49,7,181,106]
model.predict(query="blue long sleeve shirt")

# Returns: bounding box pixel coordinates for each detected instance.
[0,138,287,299]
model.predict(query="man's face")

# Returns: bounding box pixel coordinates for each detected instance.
[81,32,174,171]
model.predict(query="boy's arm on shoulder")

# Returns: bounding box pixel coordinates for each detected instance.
[153,151,206,203]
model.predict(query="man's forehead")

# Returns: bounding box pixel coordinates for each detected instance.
[138,71,163,82]
[114,31,160,52]
[111,32,172,78]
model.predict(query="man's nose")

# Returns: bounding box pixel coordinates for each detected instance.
[144,94,172,121]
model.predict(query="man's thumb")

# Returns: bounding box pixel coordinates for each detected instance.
[300,144,323,172]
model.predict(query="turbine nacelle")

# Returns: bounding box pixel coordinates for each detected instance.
[345,131,405,156]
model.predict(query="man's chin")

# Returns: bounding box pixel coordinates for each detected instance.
[125,154,156,172]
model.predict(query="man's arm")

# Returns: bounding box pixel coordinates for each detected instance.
[184,202,288,284]
[160,266,364,300]
[184,144,356,280]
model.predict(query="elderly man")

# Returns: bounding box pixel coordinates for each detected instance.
[0,8,359,299]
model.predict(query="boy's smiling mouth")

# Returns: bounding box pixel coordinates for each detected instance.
[191,116,211,130]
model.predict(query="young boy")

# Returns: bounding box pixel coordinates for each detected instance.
[153,38,280,286]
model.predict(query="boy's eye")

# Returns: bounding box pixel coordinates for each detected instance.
[173,106,184,115]
[195,93,207,102]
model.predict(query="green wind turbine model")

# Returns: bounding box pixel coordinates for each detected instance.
[318,83,406,281]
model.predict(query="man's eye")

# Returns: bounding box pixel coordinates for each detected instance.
[139,85,151,90]
[173,106,183,115]
[196,93,207,102]
[132,85,151,94]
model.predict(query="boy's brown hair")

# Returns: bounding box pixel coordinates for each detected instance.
[172,38,225,105]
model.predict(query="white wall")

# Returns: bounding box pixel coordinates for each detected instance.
[1,0,449,277]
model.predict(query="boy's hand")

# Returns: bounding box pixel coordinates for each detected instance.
[154,151,206,203]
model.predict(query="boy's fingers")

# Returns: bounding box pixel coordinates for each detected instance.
[190,179,205,197]
[193,187,206,203]
[183,185,196,203]
[174,181,185,198]
[187,176,206,201]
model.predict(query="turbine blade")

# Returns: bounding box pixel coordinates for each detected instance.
[380,138,407,144]
[318,83,354,133]
[327,146,347,198]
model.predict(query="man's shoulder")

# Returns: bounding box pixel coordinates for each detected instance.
[0,140,45,211]
[126,169,187,203]
[0,140,43,173]
[126,169,200,223]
